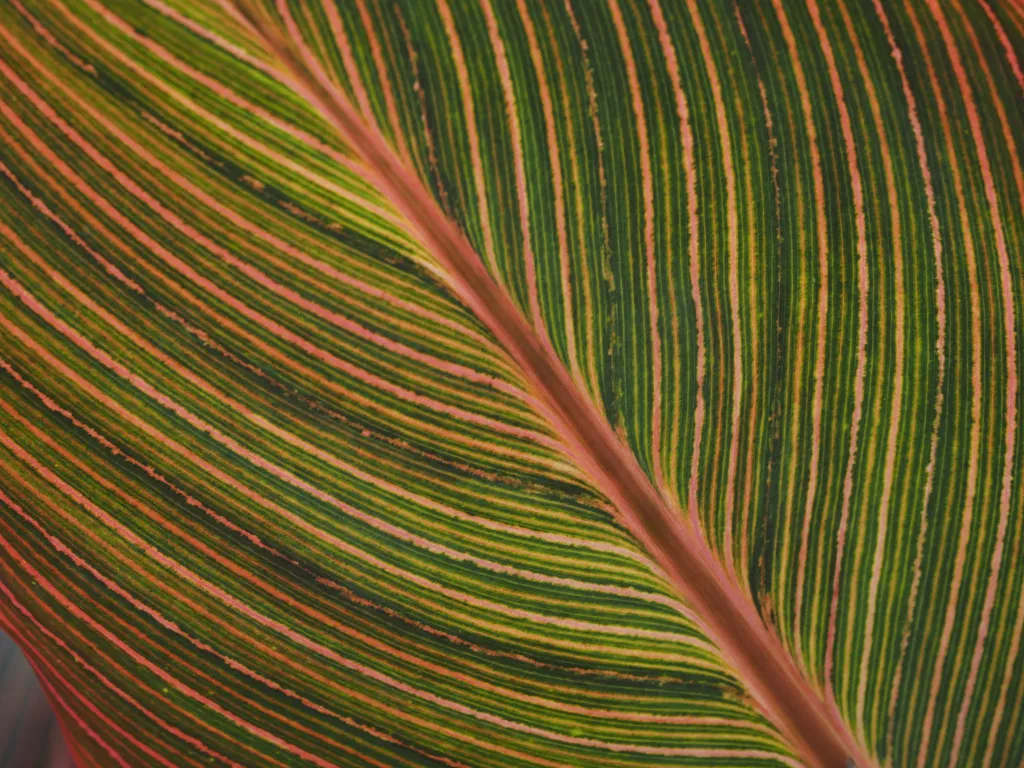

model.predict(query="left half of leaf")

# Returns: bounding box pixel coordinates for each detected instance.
[0,2,796,767]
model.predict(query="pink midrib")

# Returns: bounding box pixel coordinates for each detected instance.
[223,3,870,766]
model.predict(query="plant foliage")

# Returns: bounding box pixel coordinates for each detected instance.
[0,1,1022,766]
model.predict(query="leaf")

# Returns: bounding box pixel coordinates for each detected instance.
[0,1,1020,767]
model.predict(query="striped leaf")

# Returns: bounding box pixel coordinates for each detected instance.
[0,1,1021,766]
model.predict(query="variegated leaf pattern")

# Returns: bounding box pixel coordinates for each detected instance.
[0,1,1020,767]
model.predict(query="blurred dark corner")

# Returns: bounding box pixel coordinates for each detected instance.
[1,631,75,768]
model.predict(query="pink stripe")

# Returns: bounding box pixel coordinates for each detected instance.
[646,0,697,521]
[947,0,1024,212]
[320,0,376,118]
[477,0,542,329]
[899,5,985,765]
[606,0,664,494]
[772,0,831,670]
[869,3,949,758]
[834,0,907,742]
[10,0,96,74]
[561,0,605,395]
[353,0,414,165]
[678,0,740,563]
[805,0,869,703]
[923,1,1019,762]
[513,0,580,381]
[977,0,1024,94]
[733,9,776,588]
[0,352,294,566]
[432,0,500,273]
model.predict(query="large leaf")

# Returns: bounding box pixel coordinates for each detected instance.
[0,0,1021,766]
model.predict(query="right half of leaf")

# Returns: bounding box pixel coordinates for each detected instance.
[265,0,1024,765]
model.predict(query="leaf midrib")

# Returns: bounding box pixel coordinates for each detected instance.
[223,2,869,765]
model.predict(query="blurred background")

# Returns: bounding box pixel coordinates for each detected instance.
[0,631,74,768]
